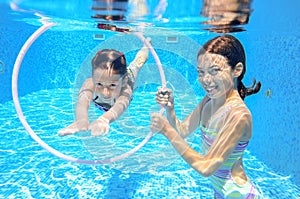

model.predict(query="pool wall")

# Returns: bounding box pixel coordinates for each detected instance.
[242,0,300,185]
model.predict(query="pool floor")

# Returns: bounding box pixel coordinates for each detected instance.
[1,88,300,198]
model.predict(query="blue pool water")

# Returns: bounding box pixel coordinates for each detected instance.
[1,0,300,198]
[1,88,299,198]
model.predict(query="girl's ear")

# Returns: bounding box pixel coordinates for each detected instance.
[121,75,128,86]
[233,62,244,77]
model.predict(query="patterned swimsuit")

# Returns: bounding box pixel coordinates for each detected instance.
[200,104,262,198]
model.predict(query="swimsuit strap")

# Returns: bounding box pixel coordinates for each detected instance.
[92,96,112,112]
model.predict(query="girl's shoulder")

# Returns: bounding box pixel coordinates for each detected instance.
[227,98,249,111]
[224,100,252,134]
[225,98,251,118]
[82,78,94,89]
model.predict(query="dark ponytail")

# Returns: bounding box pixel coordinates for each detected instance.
[238,79,261,100]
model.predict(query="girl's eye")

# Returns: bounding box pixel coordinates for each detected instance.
[109,84,117,88]
[96,83,117,86]
[210,67,221,75]
[198,70,204,77]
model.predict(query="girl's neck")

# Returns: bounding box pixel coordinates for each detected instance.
[210,89,239,110]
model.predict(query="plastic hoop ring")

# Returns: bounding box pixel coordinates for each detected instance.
[12,23,166,164]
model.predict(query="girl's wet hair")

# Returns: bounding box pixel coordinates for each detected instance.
[92,49,127,76]
[197,35,261,100]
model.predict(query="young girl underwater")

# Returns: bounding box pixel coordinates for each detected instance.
[59,38,151,136]
[151,35,263,198]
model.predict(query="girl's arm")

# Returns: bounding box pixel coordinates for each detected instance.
[127,37,150,80]
[89,82,132,136]
[75,78,94,122]
[165,95,209,138]
[100,83,133,123]
[58,78,93,136]
[151,106,251,176]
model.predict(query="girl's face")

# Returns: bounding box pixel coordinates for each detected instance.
[197,52,235,99]
[92,68,124,104]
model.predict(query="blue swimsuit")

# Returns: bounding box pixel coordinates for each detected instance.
[92,96,111,112]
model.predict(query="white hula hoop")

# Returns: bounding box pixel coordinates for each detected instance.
[12,23,166,164]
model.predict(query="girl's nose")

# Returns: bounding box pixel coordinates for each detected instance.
[102,87,110,96]
[202,73,212,85]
